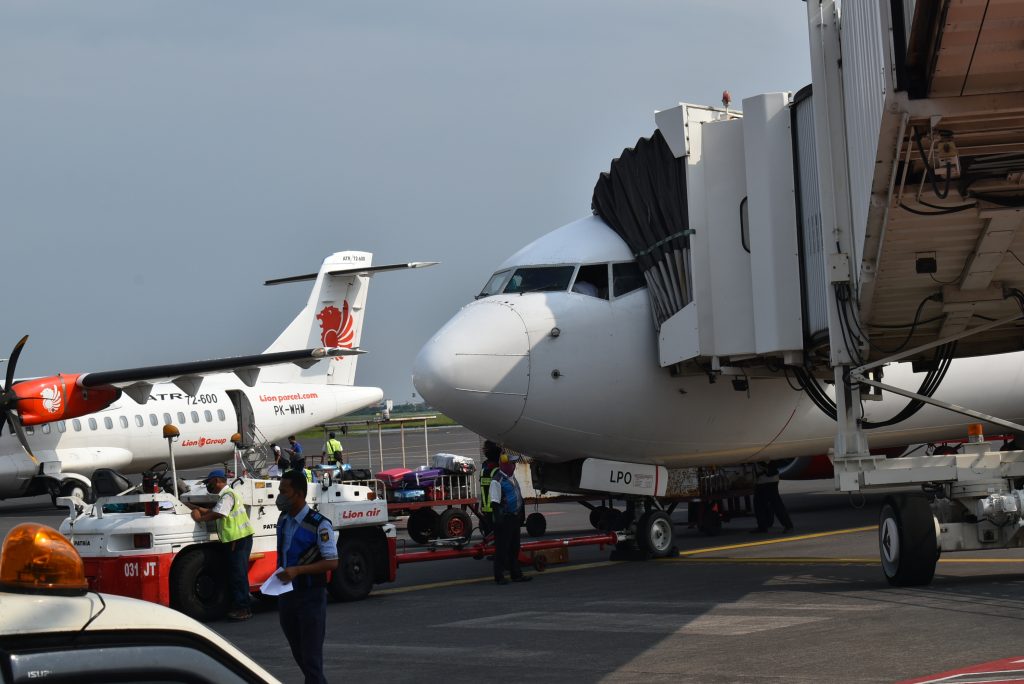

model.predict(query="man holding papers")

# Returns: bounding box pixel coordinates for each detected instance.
[274,469,338,684]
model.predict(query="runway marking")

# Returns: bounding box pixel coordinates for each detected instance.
[668,556,1024,566]
[589,599,883,611]
[673,525,876,557]
[441,610,827,636]
[374,560,621,596]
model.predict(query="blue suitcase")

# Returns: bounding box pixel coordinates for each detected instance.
[391,489,426,503]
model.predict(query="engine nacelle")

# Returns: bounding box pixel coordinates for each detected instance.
[12,374,121,425]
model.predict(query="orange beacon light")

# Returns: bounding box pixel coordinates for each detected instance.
[0,523,89,596]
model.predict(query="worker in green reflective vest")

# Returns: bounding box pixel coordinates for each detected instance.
[322,432,344,466]
[478,440,501,537]
[188,468,255,621]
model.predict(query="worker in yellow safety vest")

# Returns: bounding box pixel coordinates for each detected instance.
[478,441,501,537]
[188,468,255,621]
[322,432,344,466]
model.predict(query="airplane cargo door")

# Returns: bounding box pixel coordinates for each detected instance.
[226,390,256,447]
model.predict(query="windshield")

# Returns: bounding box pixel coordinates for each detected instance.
[503,266,576,294]
[478,269,512,298]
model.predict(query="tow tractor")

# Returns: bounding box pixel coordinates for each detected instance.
[58,462,397,622]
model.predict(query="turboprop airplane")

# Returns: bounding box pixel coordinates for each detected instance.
[1,251,434,503]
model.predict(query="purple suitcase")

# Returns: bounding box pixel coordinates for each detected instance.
[402,467,444,488]
[377,468,412,488]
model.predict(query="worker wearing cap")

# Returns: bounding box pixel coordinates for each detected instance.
[489,453,531,584]
[188,469,255,620]
[478,441,501,537]
[322,432,344,466]
[275,469,338,684]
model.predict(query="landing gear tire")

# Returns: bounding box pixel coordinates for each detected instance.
[407,508,439,545]
[525,512,547,537]
[637,511,675,558]
[59,480,94,504]
[328,539,374,602]
[436,508,472,540]
[170,546,229,622]
[879,496,939,587]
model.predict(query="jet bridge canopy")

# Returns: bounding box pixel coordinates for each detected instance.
[841,0,1024,364]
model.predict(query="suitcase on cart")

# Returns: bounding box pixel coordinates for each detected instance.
[402,467,444,487]
[431,453,477,475]
[377,468,412,488]
[391,489,426,503]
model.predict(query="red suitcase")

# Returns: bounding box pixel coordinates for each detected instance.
[377,467,412,488]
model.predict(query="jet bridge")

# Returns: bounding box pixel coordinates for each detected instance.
[593,0,1024,585]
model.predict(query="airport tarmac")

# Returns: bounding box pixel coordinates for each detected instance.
[3,426,1024,682]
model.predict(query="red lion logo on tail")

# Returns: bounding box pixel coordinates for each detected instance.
[317,302,355,356]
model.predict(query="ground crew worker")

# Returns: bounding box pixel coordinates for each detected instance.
[750,461,793,534]
[322,432,344,466]
[275,469,338,684]
[478,440,501,537]
[188,468,255,620]
[489,453,531,584]
[286,435,305,471]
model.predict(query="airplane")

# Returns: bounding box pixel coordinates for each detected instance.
[412,94,1024,555]
[1,251,434,504]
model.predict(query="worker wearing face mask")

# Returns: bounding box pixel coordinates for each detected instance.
[188,468,255,620]
[274,469,338,684]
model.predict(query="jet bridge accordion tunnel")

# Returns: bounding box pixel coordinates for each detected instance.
[592,94,819,372]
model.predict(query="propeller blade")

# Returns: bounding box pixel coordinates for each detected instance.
[5,335,28,393]
[6,410,37,464]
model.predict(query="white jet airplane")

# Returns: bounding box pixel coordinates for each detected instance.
[1,251,433,503]
[412,215,1024,543]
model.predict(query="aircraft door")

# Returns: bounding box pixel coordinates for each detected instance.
[226,390,256,448]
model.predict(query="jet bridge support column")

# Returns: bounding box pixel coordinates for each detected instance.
[806,0,872,465]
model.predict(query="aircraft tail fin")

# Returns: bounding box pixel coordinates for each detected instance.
[261,253,437,386]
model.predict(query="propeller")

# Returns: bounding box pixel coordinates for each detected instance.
[0,336,38,463]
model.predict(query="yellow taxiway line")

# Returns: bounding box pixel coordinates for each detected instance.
[674,525,876,556]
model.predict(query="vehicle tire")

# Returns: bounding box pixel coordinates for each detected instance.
[879,496,939,587]
[59,479,94,504]
[525,512,547,537]
[589,506,608,530]
[170,547,229,622]
[328,538,374,602]
[407,508,439,545]
[637,510,674,557]
[436,508,472,540]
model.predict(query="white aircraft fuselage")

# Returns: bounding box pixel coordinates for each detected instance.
[0,379,381,500]
[414,216,1024,469]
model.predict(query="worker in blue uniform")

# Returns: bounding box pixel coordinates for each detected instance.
[275,469,338,684]
[489,453,532,585]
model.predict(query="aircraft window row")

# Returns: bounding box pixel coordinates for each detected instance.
[52,409,230,433]
[478,262,646,299]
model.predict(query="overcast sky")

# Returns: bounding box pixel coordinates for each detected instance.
[1,1,811,404]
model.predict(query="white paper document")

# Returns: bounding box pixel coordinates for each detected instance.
[259,568,293,596]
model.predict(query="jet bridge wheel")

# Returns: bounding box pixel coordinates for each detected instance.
[636,511,674,558]
[879,496,940,587]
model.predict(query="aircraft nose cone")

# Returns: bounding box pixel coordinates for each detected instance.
[413,301,529,437]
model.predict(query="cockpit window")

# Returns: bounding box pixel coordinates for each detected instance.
[478,269,512,298]
[572,264,609,299]
[613,262,645,297]
[503,266,575,294]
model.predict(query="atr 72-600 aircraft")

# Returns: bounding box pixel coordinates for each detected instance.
[1,251,432,503]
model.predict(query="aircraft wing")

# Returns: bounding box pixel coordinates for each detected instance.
[77,347,363,402]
